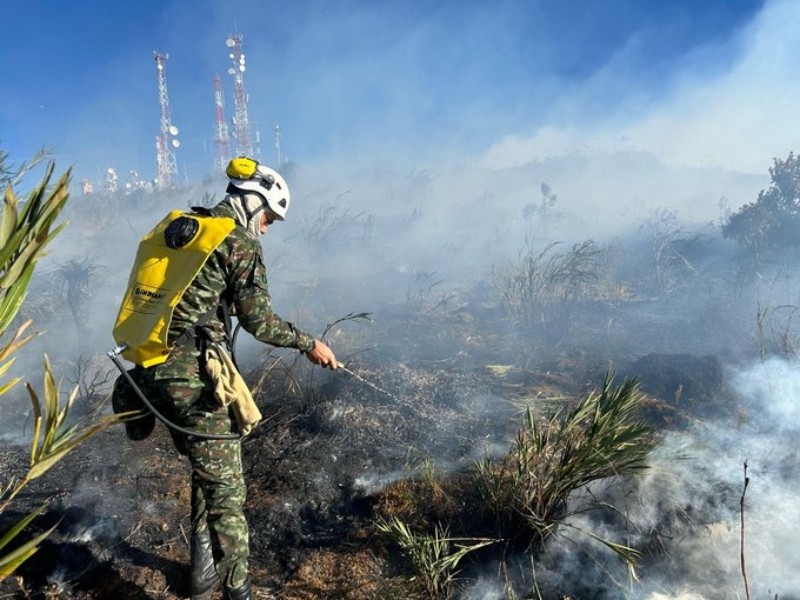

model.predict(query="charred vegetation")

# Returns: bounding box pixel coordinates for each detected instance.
[3,152,800,598]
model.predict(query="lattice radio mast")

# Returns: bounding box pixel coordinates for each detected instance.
[154,51,180,189]
[274,124,282,167]
[213,74,231,173]
[226,34,254,159]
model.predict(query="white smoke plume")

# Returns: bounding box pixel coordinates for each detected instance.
[463,358,800,598]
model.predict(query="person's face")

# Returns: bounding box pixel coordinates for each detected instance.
[259,211,276,234]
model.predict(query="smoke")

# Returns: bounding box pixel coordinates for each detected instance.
[2,139,797,599]
[481,0,800,175]
[459,357,800,599]
[6,1,800,596]
[352,469,405,496]
[730,357,800,428]
[3,0,791,181]
[619,357,800,599]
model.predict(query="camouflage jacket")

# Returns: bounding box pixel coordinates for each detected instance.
[157,198,315,376]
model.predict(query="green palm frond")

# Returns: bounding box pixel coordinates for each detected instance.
[0,320,39,395]
[0,156,124,583]
[0,162,70,333]
[0,355,127,511]
[0,505,58,581]
[27,355,126,481]
[0,355,126,582]
[476,371,657,568]
[376,515,498,598]
[0,504,58,580]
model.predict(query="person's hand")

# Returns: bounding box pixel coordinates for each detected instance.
[305,339,338,370]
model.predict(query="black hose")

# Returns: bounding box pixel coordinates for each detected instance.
[231,322,242,368]
[107,344,241,441]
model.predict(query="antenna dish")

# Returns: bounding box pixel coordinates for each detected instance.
[240,65,246,72]
[157,63,163,70]
[226,38,235,47]
[168,125,179,136]
[107,168,114,174]
[229,53,234,59]
[228,68,235,75]
[172,139,181,148]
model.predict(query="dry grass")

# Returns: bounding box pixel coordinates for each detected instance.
[282,548,405,600]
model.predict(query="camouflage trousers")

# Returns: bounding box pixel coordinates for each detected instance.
[136,343,249,589]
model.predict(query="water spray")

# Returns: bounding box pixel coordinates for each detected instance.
[336,362,399,400]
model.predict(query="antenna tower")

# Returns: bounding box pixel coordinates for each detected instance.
[213,74,231,173]
[225,34,254,158]
[274,124,282,166]
[154,51,180,189]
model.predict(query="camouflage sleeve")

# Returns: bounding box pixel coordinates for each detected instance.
[227,235,316,352]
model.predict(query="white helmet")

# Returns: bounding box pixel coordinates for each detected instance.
[226,157,291,221]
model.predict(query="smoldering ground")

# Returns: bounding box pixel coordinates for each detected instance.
[6,1,800,595]
[3,147,800,598]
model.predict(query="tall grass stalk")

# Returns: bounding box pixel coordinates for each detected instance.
[491,239,601,327]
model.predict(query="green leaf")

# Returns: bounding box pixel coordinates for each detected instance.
[0,504,47,551]
[0,376,21,395]
[26,358,128,480]
[0,319,37,364]
[0,522,58,580]
[0,187,19,249]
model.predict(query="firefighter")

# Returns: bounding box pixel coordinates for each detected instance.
[112,158,337,600]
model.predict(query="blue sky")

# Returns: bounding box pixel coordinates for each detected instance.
[3,0,789,186]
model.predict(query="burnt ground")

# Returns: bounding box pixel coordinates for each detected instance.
[0,306,741,600]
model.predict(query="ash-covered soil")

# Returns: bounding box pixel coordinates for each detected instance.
[0,356,597,599]
[0,313,737,600]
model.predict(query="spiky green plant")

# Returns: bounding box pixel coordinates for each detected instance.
[475,372,656,568]
[0,146,47,192]
[0,159,126,582]
[0,355,126,580]
[375,516,498,600]
[53,255,102,355]
[0,162,70,333]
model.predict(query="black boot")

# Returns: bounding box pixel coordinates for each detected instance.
[223,576,253,600]
[190,531,219,600]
